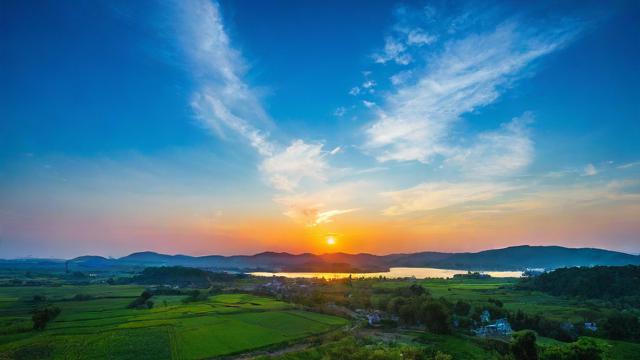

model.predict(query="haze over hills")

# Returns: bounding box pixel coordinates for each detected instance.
[1,245,639,273]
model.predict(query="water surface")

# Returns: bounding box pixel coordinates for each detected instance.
[250,267,522,279]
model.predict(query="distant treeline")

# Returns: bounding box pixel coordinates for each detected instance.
[125,266,244,288]
[520,265,640,304]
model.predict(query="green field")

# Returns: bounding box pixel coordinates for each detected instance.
[372,278,613,322]
[0,286,347,359]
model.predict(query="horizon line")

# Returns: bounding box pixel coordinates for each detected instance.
[3,244,639,261]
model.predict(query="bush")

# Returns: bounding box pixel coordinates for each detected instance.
[72,294,94,301]
[511,330,538,360]
[540,338,602,360]
[421,300,451,334]
[127,290,154,309]
[454,300,471,316]
[601,312,640,341]
[32,306,61,330]
[182,289,209,303]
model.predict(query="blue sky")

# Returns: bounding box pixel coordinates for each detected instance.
[1,0,639,258]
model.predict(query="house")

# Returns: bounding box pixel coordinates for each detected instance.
[584,322,598,332]
[494,318,513,334]
[367,312,382,326]
[475,318,513,338]
[480,310,491,323]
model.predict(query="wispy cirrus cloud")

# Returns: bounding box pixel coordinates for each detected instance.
[180,0,273,156]
[382,178,640,217]
[180,0,334,194]
[382,182,518,216]
[366,7,582,216]
[372,27,437,65]
[274,183,364,226]
[365,21,579,167]
[447,112,534,177]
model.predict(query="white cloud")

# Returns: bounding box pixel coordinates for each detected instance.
[191,92,274,157]
[390,70,413,86]
[382,182,517,215]
[365,22,578,165]
[583,163,598,176]
[260,140,329,192]
[274,183,364,226]
[407,28,437,46]
[333,106,347,117]
[349,87,361,96]
[383,177,640,218]
[617,161,640,169]
[330,146,342,155]
[373,36,412,65]
[362,80,376,89]
[314,209,359,226]
[447,113,534,177]
[181,0,333,194]
[362,100,376,108]
[182,0,273,157]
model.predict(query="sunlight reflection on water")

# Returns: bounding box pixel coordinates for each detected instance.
[250,267,522,279]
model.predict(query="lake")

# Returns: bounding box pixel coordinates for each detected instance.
[250,267,523,279]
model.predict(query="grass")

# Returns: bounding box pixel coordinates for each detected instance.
[574,337,640,360]
[412,331,504,360]
[0,288,348,359]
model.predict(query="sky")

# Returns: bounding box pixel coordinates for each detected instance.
[1,0,639,258]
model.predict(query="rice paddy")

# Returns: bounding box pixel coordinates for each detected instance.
[0,286,348,359]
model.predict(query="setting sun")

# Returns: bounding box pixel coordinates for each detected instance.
[326,236,336,246]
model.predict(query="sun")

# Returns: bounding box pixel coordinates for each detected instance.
[325,236,336,246]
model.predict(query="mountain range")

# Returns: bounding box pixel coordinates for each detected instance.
[2,245,639,273]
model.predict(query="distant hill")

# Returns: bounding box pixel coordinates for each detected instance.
[387,245,640,271]
[1,245,638,272]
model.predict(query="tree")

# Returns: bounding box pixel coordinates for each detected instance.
[409,284,426,296]
[128,290,155,309]
[32,306,61,330]
[511,330,538,360]
[420,301,451,334]
[602,312,640,341]
[454,300,471,316]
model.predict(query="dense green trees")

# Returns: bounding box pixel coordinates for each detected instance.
[371,285,452,334]
[508,331,603,360]
[520,265,640,305]
[601,312,640,341]
[130,266,242,287]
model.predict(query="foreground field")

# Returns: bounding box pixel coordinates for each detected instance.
[0,286,347,359]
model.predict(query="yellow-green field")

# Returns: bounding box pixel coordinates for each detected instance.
[0,286,347,359]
